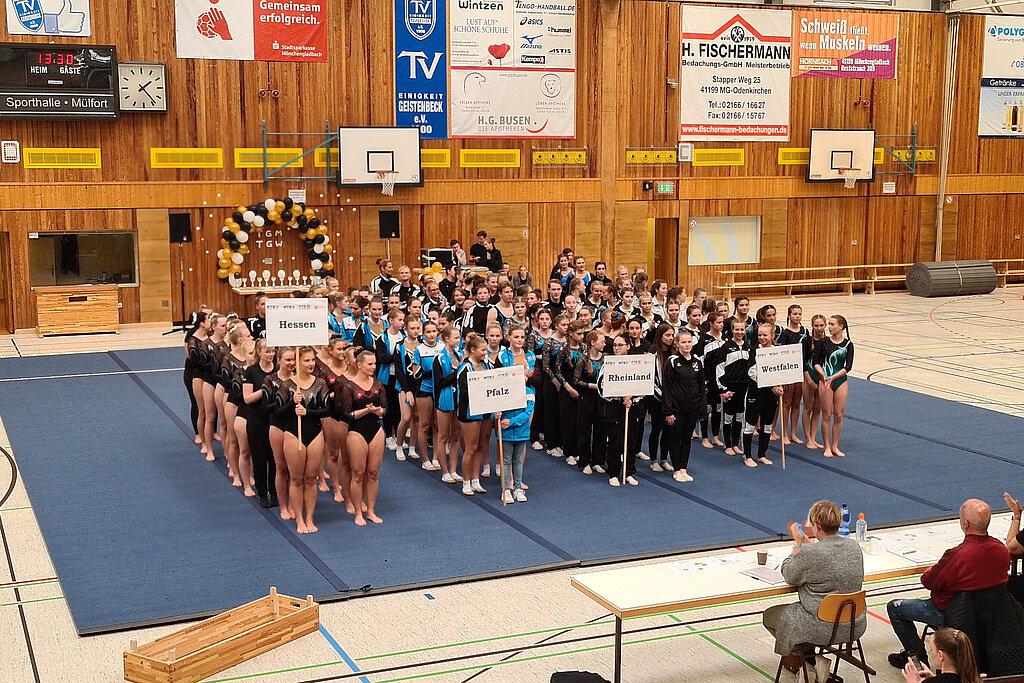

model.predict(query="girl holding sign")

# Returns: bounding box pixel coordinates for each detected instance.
[497,327,536,502]
[813,315,854,459]
[432,326,463,483]
[602,335,643,486]
[276,347,332,533]
[339,349,388,526]
[456,336,493,496]
[742,324,782,468]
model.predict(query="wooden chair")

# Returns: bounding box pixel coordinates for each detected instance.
[774,590,874,683]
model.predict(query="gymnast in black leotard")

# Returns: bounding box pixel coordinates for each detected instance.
[273,346,331,534]
[339,349,388,526]
[219,323,252,488]
[263,348,296,521]
[316,337,349,504]
[185,310,211,455]
[200,314,228,462]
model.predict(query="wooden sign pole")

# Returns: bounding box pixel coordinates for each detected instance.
[296,346,302,444]
[497,419,506,506]
[778,394,785,470]
[621,403,630,486]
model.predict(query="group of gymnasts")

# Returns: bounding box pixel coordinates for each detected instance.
[181,250,855,531]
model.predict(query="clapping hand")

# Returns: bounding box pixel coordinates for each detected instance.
[1005,492,1023,517]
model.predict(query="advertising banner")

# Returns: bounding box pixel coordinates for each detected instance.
[265,298,329,347]
[6,0,90,36]
[467,365,528,416]
[175,0,327,62]
[679,6,791,142]
[449,0,575,138]
[755,344,803,389]
[394,0,447,139]
[599,354,656,399]
[979,15,1024,138]
[792,10,897,79]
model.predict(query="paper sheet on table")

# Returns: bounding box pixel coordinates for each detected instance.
[741,566,787,584]
[888,547,940,564]
[669,555,749,573]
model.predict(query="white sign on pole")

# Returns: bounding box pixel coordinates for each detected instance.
[467,365,527,416]
[755,344,803,388]
[600,354,656,398]
[265,298,330,347]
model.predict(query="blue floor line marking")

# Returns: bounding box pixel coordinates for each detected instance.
[320,624,372,683]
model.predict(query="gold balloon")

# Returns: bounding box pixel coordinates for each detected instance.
[237,206,247,213]
[228,223,240,233]
[267,211,279,221]
[217,268,230,279]
[218,258,231,269]
[317,225,328,235]
[323,244,333,254]
[220,239,230,248]
[230,263,241,274]
[274,218,284,225]
[275,201,285,213]
[309,267,317,275]
[238,244,249,254]
[304,208,315,219]
[323,262,333,271]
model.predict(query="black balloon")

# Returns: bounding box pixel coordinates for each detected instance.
[283,197,294,210]
[229,239,240,250]
[222,229,233,241]
[281,210,293,222]
[307,218,320,229]
[256,205,268,217]
[219,276,229,282]
[240,222,251,232]
[304,239,315,249]
[317,269,327,277]
[326,269,335,277]
[296,215,308,226]
[314,234,326,244]
[232,211,244,223]
[308,251,319,260]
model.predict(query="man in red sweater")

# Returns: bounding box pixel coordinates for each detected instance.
[887,498,1010,668]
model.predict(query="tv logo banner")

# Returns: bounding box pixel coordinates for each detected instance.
[266,298,329,347]
[979,15,1024,138]
[467,365,527,416]
[175,0,327,62]
[600,354,656,398]
[6,0,91,36]
[755,344,803,388]
[394,0,447,139]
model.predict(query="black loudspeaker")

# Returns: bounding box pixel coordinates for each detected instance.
[379,210,400,239]
[169,213,192,243]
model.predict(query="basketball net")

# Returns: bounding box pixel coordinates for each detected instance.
[377,171,397,196]
[838,168,860,190]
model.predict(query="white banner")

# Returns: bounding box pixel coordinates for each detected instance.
[449,0,575,138]
[175,0,328,62]
[265,298,330,347]
[979,16,1024,138]
[467,365,527,415]
[679,6,791,142]
[600,354,656,398]
[6,0,91,36]
[755,344,803,388]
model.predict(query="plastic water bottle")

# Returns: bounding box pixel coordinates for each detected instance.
[839,504,851,538]
[855,513,867,543]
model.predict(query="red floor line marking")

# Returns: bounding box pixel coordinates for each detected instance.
[0,577,57,589]
[734,547,747,552]
[867,609,891,626]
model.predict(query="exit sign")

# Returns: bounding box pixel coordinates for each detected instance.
[655,181,675,194]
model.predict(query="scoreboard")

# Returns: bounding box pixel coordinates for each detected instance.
[0,43,117,119]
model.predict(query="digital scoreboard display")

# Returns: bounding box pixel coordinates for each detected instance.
[0,43,117,119]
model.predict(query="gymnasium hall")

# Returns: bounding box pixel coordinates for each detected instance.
[1,0,1024,681]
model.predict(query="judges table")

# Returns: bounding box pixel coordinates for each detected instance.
[569,517,1003,683]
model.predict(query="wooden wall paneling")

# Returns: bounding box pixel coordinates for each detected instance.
[654,218,679,286]
[787,198,866,271]
[675,200,690,289]
[954,195,1024,262]
[118,286,141,324]
[918,197,937,263]
[525,203,578,283]
[941,196,959,262]
[761,199,788,270]
[135,209,173,323]
[477,205,529,277]
[569,202,599,273]
[863,196,922,266]
[359,207,403,286]
[600,0,622,264]
[613,201,649,273]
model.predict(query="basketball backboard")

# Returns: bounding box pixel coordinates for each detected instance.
[807,129,876,184]
[337,126,423,188]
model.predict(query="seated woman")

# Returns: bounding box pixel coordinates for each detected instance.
[762,500,865,682]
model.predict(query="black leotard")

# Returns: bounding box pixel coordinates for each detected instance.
[198,337,220,385]
[339,379,387,443]
[263,372,292,430]
[224,352,249,418]
[243,364,274,425]
[272,377,331,446]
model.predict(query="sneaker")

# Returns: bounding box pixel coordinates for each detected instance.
[386,436,398,452]
[422,461,439,471]
[502,490,515,504]
[514,489,527,502]
[395,448,406,462]
[553,447,564,457]
[441,473,454,483]
[813,655,832,682]
[431,459,441,468]
[637,451,651,461]
[609,477,620,487]
[673,470,686,482]
[547,448,559,456]
[626,476,639,486]
[565,456,578,466]
[471,480,487,493]
[462,482,474,496]
[532,441,544,451]
[888,651,913,670]
[451,473,464,482]
[662,462,675,472]
[481,465,491,478]
[582,465,593,475]
[408,446,420,460]
[593,465,605,474]
[650,462,663,472]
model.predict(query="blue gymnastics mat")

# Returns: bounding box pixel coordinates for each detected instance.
[0,350,1020,634]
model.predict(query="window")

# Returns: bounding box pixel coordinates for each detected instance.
[29,232,138,287]
[687,216,761,266]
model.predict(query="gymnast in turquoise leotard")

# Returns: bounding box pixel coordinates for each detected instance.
[813,315,854,459]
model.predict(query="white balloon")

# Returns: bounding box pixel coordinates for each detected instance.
[236,231,249,243]
[320,235,329,244]
[242,211,255,223]
[253,216,265,227]
[264,199,276,211]
[313,243,324,254]
[228,273,239,287]
[311,259,323,269]
[217,249,226,259]
[231,252,244,264]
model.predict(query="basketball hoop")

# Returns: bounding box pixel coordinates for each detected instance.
[376,171,398,196]
[837,168,860,190]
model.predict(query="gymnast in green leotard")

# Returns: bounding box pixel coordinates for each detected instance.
[813,315,854,459]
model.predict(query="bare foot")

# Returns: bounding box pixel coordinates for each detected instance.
[744,459,757,468]
[782,437,792,446]
[205,453,215,462]
[770,433,781,441]
[281,508,294,521]
[791,436,804,445]
[702,439,713,449]
[354,515,367,526]
[243,487,255,497]
[296,520,309,533]
[823,449,834,458]
[232,478,243,488]
[318,480,329,493]
[362,502,368,513]
[806,441,821,450]
[214,433,222,442]
[345,502,356,514]
[334,488,345,504]
[833,448,846,458]
[366,512,383,524]
[306,521,318,533]
[724,447,736,456]
[250,476,255,486]
[758,457,773,466]
[712,439,725,447]
[194,436,202,444]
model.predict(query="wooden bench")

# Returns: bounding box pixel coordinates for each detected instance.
[990,258,1024,287]
[715,264,912,300]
